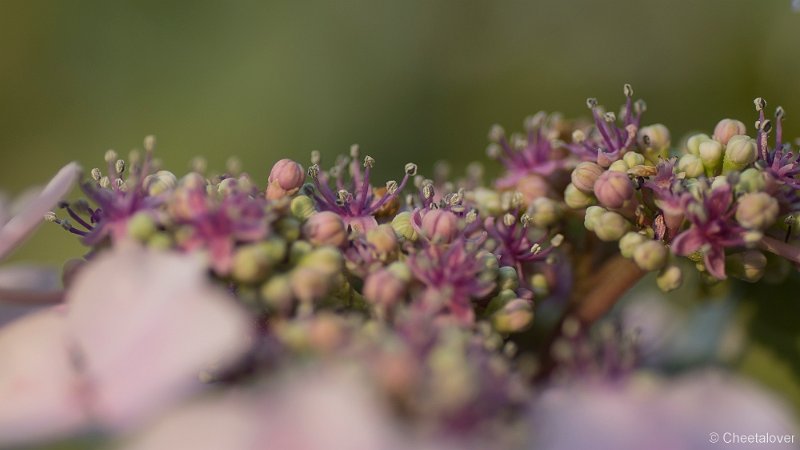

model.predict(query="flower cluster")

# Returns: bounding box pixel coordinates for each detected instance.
[1,85,799,449]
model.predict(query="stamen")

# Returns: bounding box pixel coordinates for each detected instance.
[623,83,634,98]
[551,234,565,247]
[363,155,375,169]
[465,209,478,224]
[586,98,598,109]
[404,163,418,176]
[144,135,156,154]
[603,112,616,123]
[104,150,118,164]
[488,124,505,142]
[307,164,320,180]
[385,180,399,194]
[754,97,766,112]
[422,182,435,200]
[311,150,321,165]
[503,213,516,227]
[486,144,502,159]
[530,243,542,255]
[520,213,532,227]
[115,159,125,175]
[91,168,102,181]
[350,144,360,159]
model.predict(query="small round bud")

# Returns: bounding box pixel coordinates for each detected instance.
[686,133,712,156]
[726,250,767,282]
[722,135,757,173]
[594,170,634,209]
[735,192,779,230]
[529,273,550,298]
[289,266,333,303]
[290,195,317,220]
[632,240,668,271]
[564,183,596,209]
[571,162,604,193]
[421,209,459,243]
[268,159,304,191]
[698,139,724,176]
[527,197,562,227]
[583,205,605,231]
[736,168,766,193]
[363,264,410,307]
[713,119,747,145]
[127,212,157,242]
[638,124,671,160]
[608,160,629,173]
[492,299,534,333]
[391,211,417,241]
[593,211,630,241]
[231,243,276,284]
[497,266,519,291]
[619,231,647,258]
[299,246,343,277]
[302,211,348,248]
[144,170,178,196]
[623,152,646,168]
[677,154,705,178]
[261,274,294,312]
[366,224,398,259]
[656,264,683,292]
[515,174,553,204]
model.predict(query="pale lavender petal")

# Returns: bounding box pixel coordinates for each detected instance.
[0,309,88,447]
[65,246,252,430]
[0,162,82,261]
[704,247,727,280]
[669,228,704,256]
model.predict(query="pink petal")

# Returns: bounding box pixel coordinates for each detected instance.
[0,162,82,261]
[669,228,703,256]
[0,309,88,446]
[703,247,727,280]
[65,246,252,430]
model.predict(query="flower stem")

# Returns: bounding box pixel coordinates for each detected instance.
[535,254,645,381]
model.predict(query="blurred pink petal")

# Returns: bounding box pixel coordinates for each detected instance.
[530,370,798,450]
[0,162,82,261]
[0,309,89,446]
[65,246,252,429]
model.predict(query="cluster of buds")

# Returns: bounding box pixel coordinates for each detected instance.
[34,85,800,446]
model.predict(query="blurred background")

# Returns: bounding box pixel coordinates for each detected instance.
[1,0,799,414]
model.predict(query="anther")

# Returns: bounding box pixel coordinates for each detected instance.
[572,130,586,143]
[104,150,118,164]
[422,183,434,200]
[115,159,125,175]
[350,144,360,159]
[776,106,785,120]
[520,213,532,227]
[486,144,502,159]
[386,180,399,194]
[404,163,418,176]
[488,124,505,142]
[623,83,634,98]
[550,234,565,247]
[307,164,320,179]
[99,176,111,189]
[143,135,156,153]
[754,97,767,112]
[91,168,102,181]
[634,99,647,114]
[503,213,516,227]
[604,112,616,123]
[310,150,321,165]
[364,155,375,169]
[465,209,478,224]
[530,243,542,255]
[586,98,598,109]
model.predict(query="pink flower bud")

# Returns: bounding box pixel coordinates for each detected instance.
[594,170,634,209]
[571,162,604,194]
[420,209,459,243]
[713,119,747,145]
[266,159,304,199]
[302,211,348,248]
[515,174,553,204]
[363,266,408,307]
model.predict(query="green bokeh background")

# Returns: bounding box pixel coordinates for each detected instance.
[2,0,800,416]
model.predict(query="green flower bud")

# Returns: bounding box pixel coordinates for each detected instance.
[608,160,630,173]
[656,264,683,292]
[583,205,606,231]
[686,133,712,156]
[298,246,343,277]
[261,274,294,312]
[290,195,316,220]
[290,266,334,303]
[737,168,767,193]
[232,242,279,284]
[638,124,671,162]
[735,192,779,230]
[144,170,178,196]
[698,139,724,176]
[593,211,630,241]
[127,212,157,242]
[468,187,503,216]
[571,162,604,193]
[391,211,418,241]
[529,273,550,298]
[722,135,757,173]
[710,176,730,191]
[497,266,519,291]
[289,240,313,264]
[677,154,705,178]
[619,231,647,258]
[564,183,596,209]
[492,299,534,333]
[632,240,668,271]
[527,197,563,227]
[276,217,302,242]
[726,250,767,282]
[623,151,646,168]
[366,224,399,260]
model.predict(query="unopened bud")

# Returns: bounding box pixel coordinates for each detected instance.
[127,212,157,241]
[619,231,647,258]
[303,211,347,248]
[290,195,316,220]
[564,183,596,209]
[497,266,519,291]
[261,274,294,312]
[677,154,705,178]
[583,205,606,231]
[632,240,668,271]
[608,160,629,173]
[722,135,757,173]
[571,162,604,193]
[363,263,410,307]
[736,192,779,230]
[656,264,683,292]
[593,211,630,241]
[366,224,398,259]
[594,170,634,209]
[492,299,534,333]
[623,152,646,168]
[638,124,671,160]
[736,168,766,193]
[232,243,277,284]
[527,197,562,227]
[267,159,305,199]
[391,211,417,241]
[686,133,712,156]
[698,139,724,176]
[421,209,459,243]
[713,119,747,145]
